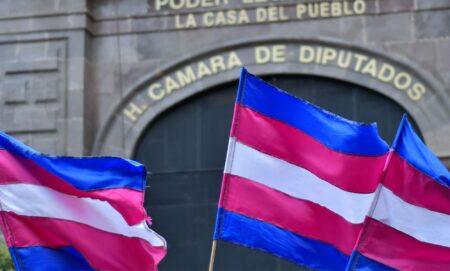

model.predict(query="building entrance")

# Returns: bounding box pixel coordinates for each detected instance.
[134,75,420,271]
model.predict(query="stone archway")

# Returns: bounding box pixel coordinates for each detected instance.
[92,37,450,270]
[133,74,423,270]
[93,38,450,159]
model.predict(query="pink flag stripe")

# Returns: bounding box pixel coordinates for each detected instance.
[0,212,166,271]
[220,174,362,255]
[0,150,146,225]
[358,218,450,271]
[383,152,450,215]
[231,104,387,193]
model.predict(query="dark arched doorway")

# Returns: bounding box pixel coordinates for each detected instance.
[134,75,421,271]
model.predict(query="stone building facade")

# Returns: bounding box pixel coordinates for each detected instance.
[0,0,449,270]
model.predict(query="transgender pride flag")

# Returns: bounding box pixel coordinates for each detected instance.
[213,68,389,270]
[0,132,166,270]
[347,115,450,271]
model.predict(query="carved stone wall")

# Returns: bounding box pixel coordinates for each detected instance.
[0,39,66,153]
[0,0,448,166]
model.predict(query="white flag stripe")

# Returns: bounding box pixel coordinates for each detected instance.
[225,138,375,224]
[371,186,450,247]
[0,183,166,247]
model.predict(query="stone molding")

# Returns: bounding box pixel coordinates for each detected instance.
[0,1,448,37]
[93,37,450,159]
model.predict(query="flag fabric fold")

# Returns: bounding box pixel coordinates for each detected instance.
[0,132,166,271]
[213,68,389,270]
[347,115,450,271]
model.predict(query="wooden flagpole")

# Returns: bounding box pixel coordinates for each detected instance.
[208,240,217,271]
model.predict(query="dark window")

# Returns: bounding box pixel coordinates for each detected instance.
[134,75,421,271]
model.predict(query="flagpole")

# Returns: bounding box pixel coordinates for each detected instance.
[345,148,394,271]
[208,240,217,271]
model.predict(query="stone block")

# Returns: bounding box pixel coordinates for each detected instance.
[2,80,27,104]
[67,57,86,91]
[137,31,181,61]
[92,36,119,63]
[386,41,438,73]
[91,20,117,35]
[415,10,450,39]
[0,44,18,63]
[16,42,46,62]
[90,0,117,18]
[92,61,119,95]
[438,71,450,94]
[416,0,450,9]
[31,16,68,31]
[119,35,139,64]
[379,0,414,13]
[2,107,58,133]
[5,58,59,74]
[66,89,84,118]
[65,31,86,57]
[58,0,88,12]
[0,19,32,34]
[178,28,224,54]
[31,135,58,154]
[8,0,59,16]
[366,13,412,43]
[66,117,84,151]
[130,17,163,33]
[96,119,126,156]
[436,40,450,71]
[338,16,365,42]
[116,0,150,17]
[121,58,162,94]
[0,2,10,17]
[96,92,121,126]
[31,78,60,103]
[27,15,85,35]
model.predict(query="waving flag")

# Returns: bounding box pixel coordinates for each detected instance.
[347,115,450,271]
[213,68,389,270]
[0,132,166,271]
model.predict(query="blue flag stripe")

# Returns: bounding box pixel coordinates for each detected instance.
[237,68,389,156]
[216,209,349,270]
[392,115,450,187]
[0,131,146,191]
[347,251,398,271]
[10,246,94,271]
